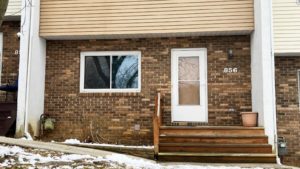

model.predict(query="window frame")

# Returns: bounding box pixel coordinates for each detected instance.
[297,0,300,5]
[80,51,142,93]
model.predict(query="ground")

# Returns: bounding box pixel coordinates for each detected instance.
[0,144,124,169]
[0,143,296,169]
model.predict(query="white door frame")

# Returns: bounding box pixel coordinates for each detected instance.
[171,48,208,122]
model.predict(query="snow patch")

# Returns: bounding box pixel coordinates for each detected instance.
[19,135,33,141]
[0,144,265,169]
[0,145,102,166]
[104,154,265,169]
[63,139,153,149]
[164,166,254,169]
[18,153,55,165]
[0,159,9,167]
[86,143,154,149]
[105,154,160,169]
[0,145,24,157]
[63,139,81,144]
[60,154,95,161]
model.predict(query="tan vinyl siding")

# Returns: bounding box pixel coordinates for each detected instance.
[273,0,300,54]
[5,0,21,16]
[40,0,254,38]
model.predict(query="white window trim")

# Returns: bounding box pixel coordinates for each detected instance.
[297,0,300,5]
[0,33,3,85]
[80,51,142,93]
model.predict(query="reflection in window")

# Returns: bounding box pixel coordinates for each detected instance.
[178,56,200,105]
[84,56,110,89]
[112,55,138,89]
[82,52,140,92]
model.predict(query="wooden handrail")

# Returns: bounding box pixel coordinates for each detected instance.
[153,93,162,158]
[156,93,161,126]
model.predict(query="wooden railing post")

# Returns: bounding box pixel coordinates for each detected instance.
[153,93,161,159]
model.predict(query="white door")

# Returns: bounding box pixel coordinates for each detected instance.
[171,49,208,122]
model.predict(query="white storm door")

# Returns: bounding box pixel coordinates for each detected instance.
[171,49,208,122]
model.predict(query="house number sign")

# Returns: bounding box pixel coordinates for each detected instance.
[223,67,238,73]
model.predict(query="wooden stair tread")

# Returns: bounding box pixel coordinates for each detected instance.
[157,152,276,163]
[160,134,267,138]
[160,126,264,130]
[159,143,272,147]
[158,152,276,157]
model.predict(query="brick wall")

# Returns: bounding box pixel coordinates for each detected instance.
[44,36,252,145]
[0,21,20,103]
[275,56,300,166]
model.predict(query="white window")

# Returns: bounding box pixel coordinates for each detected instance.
[80,51,141,93]
[0,33,3,85]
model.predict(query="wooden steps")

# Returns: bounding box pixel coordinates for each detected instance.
[152,94,276,163]
[156,126,276,163]
[158,152,276,163]
[160,126,265,136]
[159,143,272,154]
[160,135,269,144]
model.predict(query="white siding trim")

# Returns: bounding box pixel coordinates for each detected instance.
[273,0,300,54]
[251,0,277,151]
[16,0,47,137]
[5,0,22,16]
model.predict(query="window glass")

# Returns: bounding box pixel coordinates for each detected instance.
[112,55,139,89]
[84,56,110,89]
[178,56,200,105]
[81,52,140,92]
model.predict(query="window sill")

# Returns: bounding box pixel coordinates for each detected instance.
[78,91,141,97]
